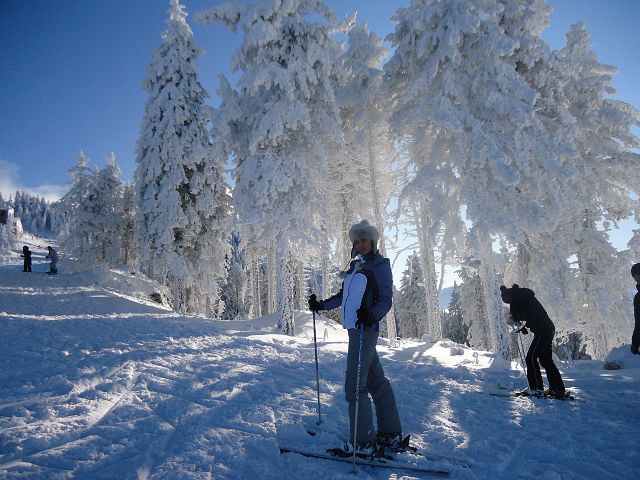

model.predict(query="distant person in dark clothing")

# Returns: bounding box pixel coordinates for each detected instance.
[46,246,58,274]
[630,263,640,355]
[20,246,32,272]
[500,284,566,397]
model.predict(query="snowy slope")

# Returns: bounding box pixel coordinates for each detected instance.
[1,240,639,479]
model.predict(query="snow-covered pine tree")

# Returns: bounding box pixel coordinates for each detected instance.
[385,0,602,358]
[442,283,468,345]
[221,231,249,320]
[59,150,97,259]
[396,252,428,339]
[503,230,577,332]
[334,21,387,259]
[82,155,125,265]
[458,257,492,352]
[136,0,231,316]
[554,22,640,358]
[0,193,15,257]
[499,16,640,358]
[336,20,400,339]
[11,192,56,235]
[196,0,346,334]
[494,1,597,312]
[208,78,269,320]
[385,0,542,356]
[628,230,640,267]
[247,254,263,318]
[120,182,137,266]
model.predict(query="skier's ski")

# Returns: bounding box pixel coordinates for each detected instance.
[302,423,471,468]
[279,445,452,476]
[486,390,576,401]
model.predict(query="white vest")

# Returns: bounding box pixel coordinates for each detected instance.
[340,264,368,329]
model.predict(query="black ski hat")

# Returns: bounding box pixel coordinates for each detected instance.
[500,285,512,303]
[632,263,640,276]
[500,284,520,303]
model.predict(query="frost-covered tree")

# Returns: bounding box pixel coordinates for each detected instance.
[442,283,468,345]
[558,21,640,222]
[60,153,127,266]
[83,155,125,265]
[136,0,231,316]
[498,17,640,358]
[385,0,602,358]
[553,22,640,357]
[458,257,492,352]
[0,224,12,259]
[335,20,401,338]
[196,0,346,333]
[0,196,16,258]
[503,231,577,331]
[120,182,137,266]
[385,0,539,355]
[395,252,427,339]
[11,191,56,234]
[221,232,249,320]
[59,150,97,259]
[335,21,392,257]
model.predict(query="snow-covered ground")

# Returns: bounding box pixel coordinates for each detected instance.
[1,237,639,479]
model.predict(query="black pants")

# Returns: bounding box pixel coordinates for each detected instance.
[526,332,565,392]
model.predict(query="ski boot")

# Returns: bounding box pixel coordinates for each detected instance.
[544,389,569,400]
[376,432,415,454]
[327,440,387,460]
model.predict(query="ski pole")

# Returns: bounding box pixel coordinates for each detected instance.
[312,309,322,425]
[515,329,529,391]
[352,322,364,473]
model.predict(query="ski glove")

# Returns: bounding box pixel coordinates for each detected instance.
[308,294,324,312]
[631,344,639,355]
[356,307,376,328]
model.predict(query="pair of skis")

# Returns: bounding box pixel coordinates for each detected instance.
[279,422,470,476]
[279,443,454,476]
[487,389,576,401]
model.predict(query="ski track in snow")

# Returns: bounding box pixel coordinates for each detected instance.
[0,241,639,479]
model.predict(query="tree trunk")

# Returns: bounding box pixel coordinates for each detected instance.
[267,242,277,315]
[479,261,510,360]
[276,238,295,335]
[416,200,441,341]
[296,259,306,311]
[249,255,261,318]
[366,127,397,341]
[321,254,332,300]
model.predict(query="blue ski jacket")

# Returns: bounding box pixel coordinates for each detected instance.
[632,284,640,352]
[321,252,393,332]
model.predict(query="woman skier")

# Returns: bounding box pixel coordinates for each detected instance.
[308,220,403,454]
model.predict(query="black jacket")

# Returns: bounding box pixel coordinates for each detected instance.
[508,286,555,336]
[632,285,640,351]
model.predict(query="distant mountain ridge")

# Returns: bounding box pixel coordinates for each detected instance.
[439,285,454,310]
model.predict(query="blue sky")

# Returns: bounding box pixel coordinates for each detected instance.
[1,0,638,249]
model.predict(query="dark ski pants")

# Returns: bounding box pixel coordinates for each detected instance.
[345,328,402,444]
[526,332,565,393]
